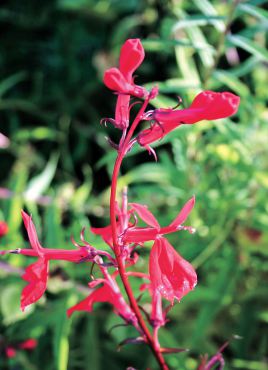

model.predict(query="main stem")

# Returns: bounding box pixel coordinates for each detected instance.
[110,98,169,370]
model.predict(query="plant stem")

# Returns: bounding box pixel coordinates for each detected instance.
[110,98,169,370]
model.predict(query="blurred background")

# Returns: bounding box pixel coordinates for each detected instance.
[0,0,267,369]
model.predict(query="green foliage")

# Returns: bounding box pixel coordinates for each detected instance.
[0,0,267,369]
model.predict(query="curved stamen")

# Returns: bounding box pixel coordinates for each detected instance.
[129,100,142,114]
[70,235,83,249]
[105,136,119,150]
[172,96,183,110]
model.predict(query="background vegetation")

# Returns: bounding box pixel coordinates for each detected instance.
[0,0,267,369]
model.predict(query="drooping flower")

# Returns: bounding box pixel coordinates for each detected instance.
[149,237,197,304]
[138,91,240,148]
[18,211,93,311]
[123,196,195,243]
[103,39,148,129]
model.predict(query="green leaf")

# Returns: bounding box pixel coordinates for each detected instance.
[192,0,225,31]
[173,15,226,31]
[24,153,59,201]
[238,3,268,25]
[0,71,27,97]
[53,297,73,370]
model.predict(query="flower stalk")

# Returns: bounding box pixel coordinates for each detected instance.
[0,38,240,370]
[109,97,169,370]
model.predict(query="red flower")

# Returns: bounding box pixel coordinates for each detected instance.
[0,221,8,237]
[138,91,240,147]
[124,196,195,243]
[19,211,91,311]
[6,347,16,358]
[103,39,148,129]
[18,338,37,350]
[149,237,197,304]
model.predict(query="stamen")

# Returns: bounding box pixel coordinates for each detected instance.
[172,96,183,110]
[70,235,82,248]
[105,137,119,150]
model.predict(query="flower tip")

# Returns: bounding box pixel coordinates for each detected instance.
[223,92,240,113]
[149,86,159,100]
[21,209,30,222]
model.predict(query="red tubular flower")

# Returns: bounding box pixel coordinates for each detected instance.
[0,221,8,237]
[103,39,148,129]
[138,91,240,147]
[149,237,197,304]
[124,196,195,243]
[19,211,92,311]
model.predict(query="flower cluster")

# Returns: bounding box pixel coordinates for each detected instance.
[0,38,240,369]
[3,338,37,359]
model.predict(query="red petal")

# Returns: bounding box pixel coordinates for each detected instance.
[91,225,114,248]
[119,39,145,80]
[103,68,147,98]
[67,285,110,317]
[149,238,197,303]
[189,91,240,120]
[21,258,49,311]
[123,227,158,243]
[103,67,131,92]
[67,283,130,319]
[21,211,43,254]
[130,203,160,229]
[115,94,130,129]
[168,196,195,230]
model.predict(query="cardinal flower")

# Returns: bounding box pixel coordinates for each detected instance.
[123,196,195,244]
[138,91,240,148]
[103,39,148,129]
[149,237,197,304]
[17,211,94,311]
